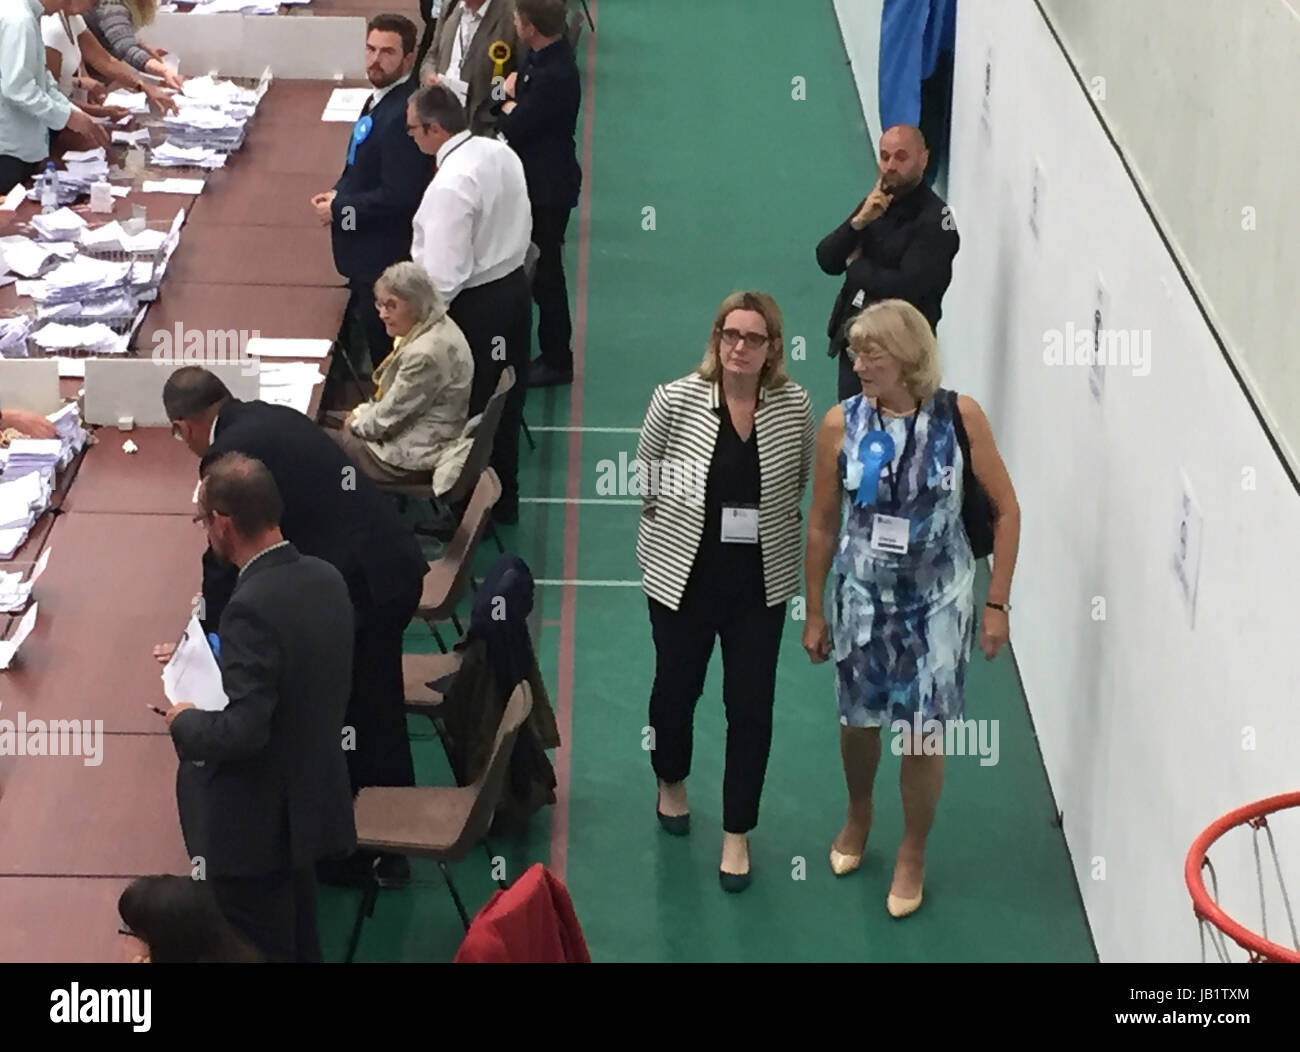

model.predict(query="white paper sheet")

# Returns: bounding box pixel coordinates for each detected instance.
[161,614,229,711]
[321,87,371,122]
[140,178,205,195]
[0,602,38,669]
[244,337,332,359]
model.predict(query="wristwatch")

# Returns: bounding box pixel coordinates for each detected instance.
[985,601,1011,613]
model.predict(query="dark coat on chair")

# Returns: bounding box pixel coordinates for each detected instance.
[198,399,428,631]
[435,555,560,835]
[330,77,433,283]
[171,544,356,877]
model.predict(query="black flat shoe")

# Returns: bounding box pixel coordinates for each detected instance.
[526,359,574,388]
[719,868,751,893]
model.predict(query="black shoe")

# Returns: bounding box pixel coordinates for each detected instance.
[526,358,573,388]
[719,868,751,893]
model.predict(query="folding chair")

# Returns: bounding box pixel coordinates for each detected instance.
[343,682,533,962]
[414,467,501,651]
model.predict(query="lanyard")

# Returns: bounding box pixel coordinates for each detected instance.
[435,133,471,174]
[872,401,920,513]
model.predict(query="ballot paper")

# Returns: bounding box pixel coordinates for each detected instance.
[0,183,25,211]
[162,614,229,711]
[260,384,313,414]
[112,128,152,146]
[103,89,150,114]
[0,547,51,612]
[152,142,227,169]
[0,316,31,356]
[440,74,469,109]
[0,470,47,530]
[321,88,371,122]
[141,178,206,195]
[80,221,168,254]
[0,236,65,278]
[0,602,38,669]
[28,207,87,242]
[32,322,128,354]
[244,337,332,359]
[54,356,87,378]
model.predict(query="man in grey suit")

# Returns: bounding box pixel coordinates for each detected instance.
[419,0,527,134]
[163,453,356,964]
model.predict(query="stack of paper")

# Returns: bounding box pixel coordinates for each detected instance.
[80,221,168,255]
[193,0,280,14]
[63,148,110,184]
[32,322,128,354]
[0,316,31,357]
[28,207,87,242]
[4,439,63,483]
[321,88,371,122]
[0,235,70,278]
[112,127,151,147]
[0,547,51,612]
[180,74,263,112]
[163,104,247,151]
[151,142,227,169]
[0,601,38,666]
[33,255,132,305]
[0,470,50,558]
[48,403,89,465]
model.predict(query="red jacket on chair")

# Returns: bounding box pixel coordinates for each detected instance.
[454,863,590,963]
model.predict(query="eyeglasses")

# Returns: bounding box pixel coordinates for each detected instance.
[719,328,770,351]
[191,510,210,527]
[373,297,403,313]
[117,926,135,938]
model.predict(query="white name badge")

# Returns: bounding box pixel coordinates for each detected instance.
[720,505,760,544]
[870,513,910,554]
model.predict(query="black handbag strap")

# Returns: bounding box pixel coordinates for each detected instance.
[943,388,973,475]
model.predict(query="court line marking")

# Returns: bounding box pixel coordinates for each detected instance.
[527,426,640,434]
[536,579,641,587]
[520,497,639,505]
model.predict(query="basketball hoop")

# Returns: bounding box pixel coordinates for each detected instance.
[1185,791,1300,963]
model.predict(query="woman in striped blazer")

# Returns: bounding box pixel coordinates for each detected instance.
[635,290,815,893]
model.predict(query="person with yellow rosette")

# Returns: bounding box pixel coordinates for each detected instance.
[418,0,526,134]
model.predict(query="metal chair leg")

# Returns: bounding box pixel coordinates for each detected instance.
[450,612,463,637]
[432,625,447,653]
[486,521,505,554]
[439,861,472,931]
[521,415,536,451]
[343,876,380,964]
[577,0,594,30]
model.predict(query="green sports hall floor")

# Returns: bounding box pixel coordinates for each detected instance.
[318,0,1097,963]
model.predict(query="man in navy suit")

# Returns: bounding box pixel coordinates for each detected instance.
[497,0,581,389]
[311,15,433,370]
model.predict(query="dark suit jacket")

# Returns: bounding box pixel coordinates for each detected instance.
[816,180,959,348]
[198,399,427,632]
[420,0,527,134]
[496,37,581,211]
[330,77,433,283]
[172,544,356,877]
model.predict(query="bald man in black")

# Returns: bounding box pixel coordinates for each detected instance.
[816,124,960,400]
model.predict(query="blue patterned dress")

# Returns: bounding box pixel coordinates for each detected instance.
[830,392,976,728]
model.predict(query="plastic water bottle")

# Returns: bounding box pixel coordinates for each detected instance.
[39,162,58,213]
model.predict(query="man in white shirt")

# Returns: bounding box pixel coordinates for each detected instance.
[408,82,531,524]
[0,0,107,193]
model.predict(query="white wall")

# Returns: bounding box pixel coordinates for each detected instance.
[936,0,1300,962]
[832,0,882,144]
[1040,0,1300,485]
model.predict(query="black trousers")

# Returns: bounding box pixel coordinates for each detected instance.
[647,590,787,834]
[530,206,573,371]
[211,868,320,963]
[349,278,392,371]
[449,267,531,519]
[345,578,420,794]
[0,156,36,196]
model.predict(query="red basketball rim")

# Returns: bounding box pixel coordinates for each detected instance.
[1185,791,1300,963]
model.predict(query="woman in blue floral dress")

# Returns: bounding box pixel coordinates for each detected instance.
[803,299,1021,918]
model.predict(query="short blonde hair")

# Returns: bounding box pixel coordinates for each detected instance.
[124,0,159,27]
[697,291,790,390]
[846,299,941,401]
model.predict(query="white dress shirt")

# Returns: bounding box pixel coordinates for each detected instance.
[0,0,73,163]
[40,12,85,96]
[447,0,491,82]
[411,129,531,303]
[368,70,411,111]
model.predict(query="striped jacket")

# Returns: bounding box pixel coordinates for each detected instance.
[635,373,815,610]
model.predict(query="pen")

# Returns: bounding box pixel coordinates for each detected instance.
[147,704,168,717]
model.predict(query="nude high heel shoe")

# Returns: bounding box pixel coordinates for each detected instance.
[886,873,924,918]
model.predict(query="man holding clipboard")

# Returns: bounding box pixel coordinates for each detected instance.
[157,453,356,964]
